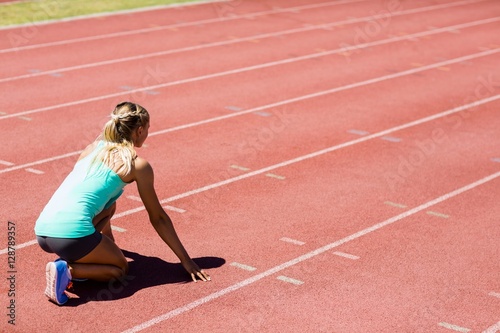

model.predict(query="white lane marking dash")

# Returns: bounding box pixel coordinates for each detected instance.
[2,20,500,121]
[254,111,272,117]
[230,165,251,171]
[225,106,243,112]
[0,160,15,166]
[488,291,500,299]
[277,275,304,285]
[230,262,257,271]
[112,225,127,232]
[110,169,500,332]
[280,237,305,246]
[438,322,471,332]
[384,201,407,208]
[381,136,402,142]
[18,116,32,121]
[163,205,186,213]
[333,251,360,260]
[427,211,450,218]
[25,168,44,174]
[491,158,500,163]
[266,173,286,180]
[127,195,142,201]
[348,129,370,136]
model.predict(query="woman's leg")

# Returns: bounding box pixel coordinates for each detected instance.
[69,234,128,282]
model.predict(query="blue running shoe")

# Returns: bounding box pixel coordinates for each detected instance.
[45,260,72,305]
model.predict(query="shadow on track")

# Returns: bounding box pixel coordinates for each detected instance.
[65,249,225,306]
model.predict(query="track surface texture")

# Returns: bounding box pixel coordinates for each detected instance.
[0,0,499,332]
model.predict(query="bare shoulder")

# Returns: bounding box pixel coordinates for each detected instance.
[133,157,154,179]
[134,156,152,171]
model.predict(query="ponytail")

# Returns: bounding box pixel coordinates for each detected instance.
[94,102,149,176]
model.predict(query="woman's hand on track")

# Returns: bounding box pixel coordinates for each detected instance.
[182,259,211,282]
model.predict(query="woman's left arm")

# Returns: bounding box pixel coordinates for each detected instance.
[133,157,210,282]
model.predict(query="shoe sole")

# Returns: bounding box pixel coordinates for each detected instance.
[45,262,67,305]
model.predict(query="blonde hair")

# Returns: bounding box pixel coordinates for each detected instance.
[95,102,149,176]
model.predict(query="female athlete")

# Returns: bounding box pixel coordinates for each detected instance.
[34,102,210,305]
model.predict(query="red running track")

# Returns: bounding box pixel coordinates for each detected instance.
[0,0,499,332]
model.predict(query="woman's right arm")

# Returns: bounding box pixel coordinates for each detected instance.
[133,157,210,282]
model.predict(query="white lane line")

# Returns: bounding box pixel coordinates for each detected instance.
[2,17,499,121]
[98,47,500,141]
[163,205,186,214]
[126,195,142,201]
[276,275,304,285]
[121,170,500,333]
[438,322,471,332]
[0,150,82,175]
[280,237,305,246]
[0,224,126,251]
[0,239,37,254]
[1,0,488,83]
[2,94,499,253]
[132,94,500,218]
[2,46,496,178]
[483,321,500,333]
[113,207,145,220]
[128,195,185,212]
[0,20,353,84]
[488,291,500,299]
[112,225,127,232]
[230,262,257,272]
[0,160,14,166]
[25,168,44,175]
[0,0,366,53]
[332,251,360,260]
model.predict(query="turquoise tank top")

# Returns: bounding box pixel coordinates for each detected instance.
[34,141,128,238]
